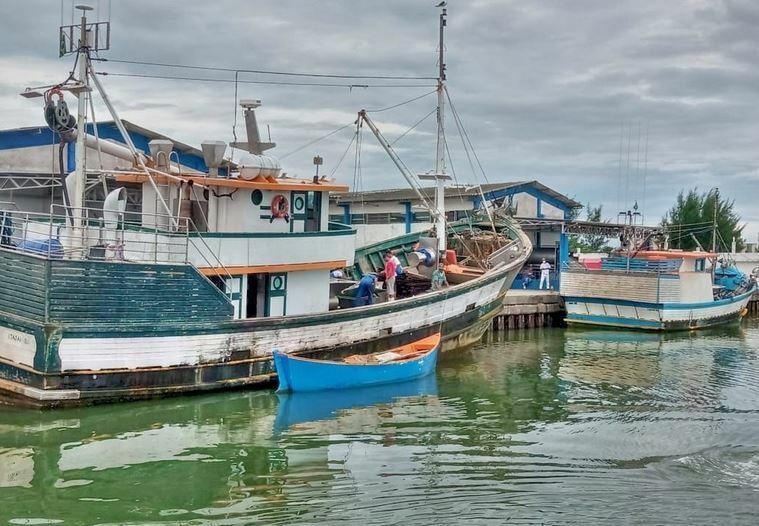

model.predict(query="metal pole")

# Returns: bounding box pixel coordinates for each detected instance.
[72,6,91,255]
[435,6,448,255]
[358,111,438,217]
[87,61,179,229]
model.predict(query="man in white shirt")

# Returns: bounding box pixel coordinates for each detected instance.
[539,258,551,289]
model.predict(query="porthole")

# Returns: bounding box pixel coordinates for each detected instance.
[251,189,263,205]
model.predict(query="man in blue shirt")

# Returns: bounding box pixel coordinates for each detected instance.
[354,273,377,307]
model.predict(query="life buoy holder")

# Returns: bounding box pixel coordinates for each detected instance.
[270,194,289,223]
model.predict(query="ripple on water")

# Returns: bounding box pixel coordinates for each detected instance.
[3,326,759,524]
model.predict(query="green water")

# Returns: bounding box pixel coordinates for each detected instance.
[3,320,759,525]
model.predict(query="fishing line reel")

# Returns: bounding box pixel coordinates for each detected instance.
[44,87,76,135]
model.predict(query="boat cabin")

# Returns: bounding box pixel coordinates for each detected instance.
[561,250,719,305]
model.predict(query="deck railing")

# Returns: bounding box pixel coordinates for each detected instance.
[564,257,681,275]
[0,205,232,281]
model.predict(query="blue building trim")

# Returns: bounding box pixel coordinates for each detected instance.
[403,202,412,234]
[66,142,76,173]
[85,123,211,173]
[480,183,572,220]
[338,203,351,225]
[0,127,58,150]
[559,232,569,270]
[0,124,215,175]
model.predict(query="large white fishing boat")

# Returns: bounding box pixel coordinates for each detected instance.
[0,6,531,406]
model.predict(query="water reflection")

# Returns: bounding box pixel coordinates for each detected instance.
[275,374,438,433]
[0,323,758,524]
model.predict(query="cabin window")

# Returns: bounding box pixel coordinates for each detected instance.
[251,189,263,206]
[696,258,706,272]
[305,191,322,232]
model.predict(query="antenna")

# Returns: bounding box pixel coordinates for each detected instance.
[59,3,110,57]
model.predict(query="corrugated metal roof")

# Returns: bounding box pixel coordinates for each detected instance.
[332,180,582,209]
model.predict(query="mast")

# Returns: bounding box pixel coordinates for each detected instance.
[72,4,93,253]
[424,4,450,256]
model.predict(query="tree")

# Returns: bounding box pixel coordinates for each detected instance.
[661,188,744,252]
[570,203,611,253]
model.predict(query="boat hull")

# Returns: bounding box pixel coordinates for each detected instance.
[273,337,439,392]
[0,255,523,407]
[564,287,755,331]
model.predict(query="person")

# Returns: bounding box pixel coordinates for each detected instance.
[354,273,376,307]
[539,258,551,289]
[383,252,398,301]
[385,250,404,277]
[521,268,532,289]
[431,262,448,291]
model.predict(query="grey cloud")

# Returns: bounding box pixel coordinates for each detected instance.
[2,0,759,237]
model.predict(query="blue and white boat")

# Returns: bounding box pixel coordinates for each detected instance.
[273,334,440,392]
[561,250,756,330]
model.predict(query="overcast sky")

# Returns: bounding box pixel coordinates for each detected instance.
[3,0,759,240]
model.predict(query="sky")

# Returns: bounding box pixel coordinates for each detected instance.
[3,0,759,241]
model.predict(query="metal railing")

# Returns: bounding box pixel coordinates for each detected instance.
[0,205,228,272]
[564,257,681,274]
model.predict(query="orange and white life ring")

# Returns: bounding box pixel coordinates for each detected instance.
[270,194,289,222]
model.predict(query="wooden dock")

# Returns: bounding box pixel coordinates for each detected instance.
[749,293,759,315]
[492,290,564,330]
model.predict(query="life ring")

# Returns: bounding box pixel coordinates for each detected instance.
[270,194,289,222]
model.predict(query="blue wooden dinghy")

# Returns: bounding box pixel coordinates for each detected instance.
[273,334,440,392]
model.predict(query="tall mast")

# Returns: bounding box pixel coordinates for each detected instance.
[436,5,447,177]
[423,4,451,257]
[72,4,93,253]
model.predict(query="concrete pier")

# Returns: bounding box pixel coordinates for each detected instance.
[492,290,564,330]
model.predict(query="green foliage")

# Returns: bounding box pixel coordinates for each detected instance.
[662,188,744,251]
[569,203,611,253]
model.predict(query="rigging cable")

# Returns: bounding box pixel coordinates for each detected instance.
[365,89,438,113]
[390,107,437,147]
[280,122,355,160]
[329,130,358,179]
[231,71,239,164]
[92,57,438,80]
[444,87,490,183]
[97,72,435,89]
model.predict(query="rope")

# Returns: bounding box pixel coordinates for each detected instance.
[97,72,436,90]
[365,89,438,112]
[93,57,438,80]
[390,107,437,146]
[280,122,355,160]
[329,130,358,179]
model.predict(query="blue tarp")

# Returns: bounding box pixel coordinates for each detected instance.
[17,238,64,259]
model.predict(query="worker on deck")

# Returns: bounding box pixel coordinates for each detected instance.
[431,262,448,291]
[539,258,552,289]
[354,273,377,307]
[383,252,398,301]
